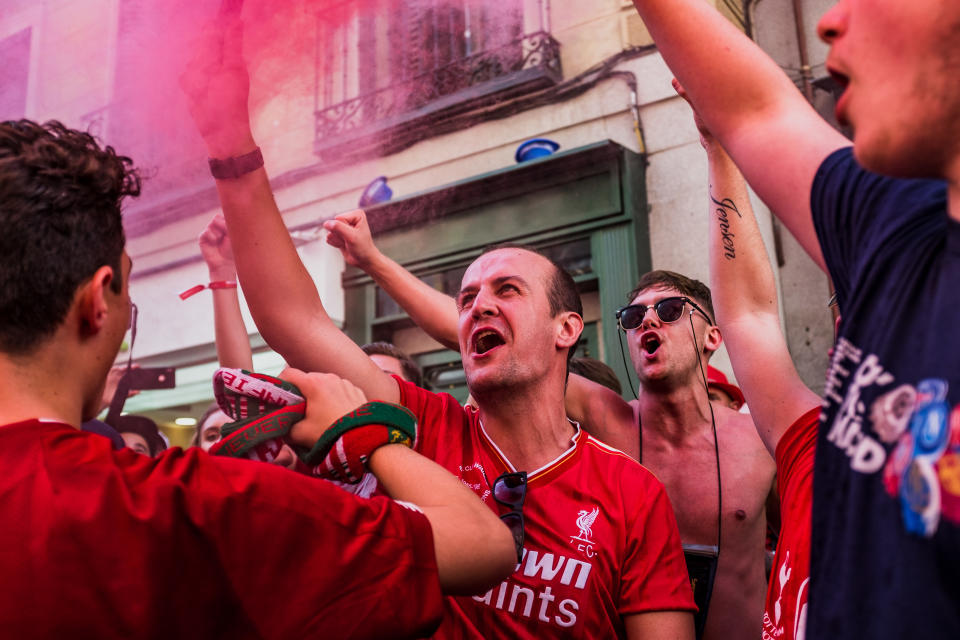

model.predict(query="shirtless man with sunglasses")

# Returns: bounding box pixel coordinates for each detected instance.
[598,276,774,640]
[588,272,776,640]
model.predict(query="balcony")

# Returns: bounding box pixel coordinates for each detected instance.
[313,0,561,162]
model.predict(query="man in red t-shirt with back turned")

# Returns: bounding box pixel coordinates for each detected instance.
[180,15,696,640]
[0,119,516,638]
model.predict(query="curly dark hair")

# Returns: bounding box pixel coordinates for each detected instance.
[0,120,140,354]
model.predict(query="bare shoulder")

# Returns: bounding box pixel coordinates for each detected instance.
[715,404,776,470]
[717,406,765,443]
[574,385,639,459]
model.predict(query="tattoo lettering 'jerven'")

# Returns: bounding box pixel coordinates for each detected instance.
[711,194,742,260]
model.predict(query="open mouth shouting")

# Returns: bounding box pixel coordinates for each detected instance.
[471,327,506,358]
[827,65,851,125]
[639,331,662,359]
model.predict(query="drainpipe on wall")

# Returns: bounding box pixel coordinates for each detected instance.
[791,0,816,103]
[608,70,646,155]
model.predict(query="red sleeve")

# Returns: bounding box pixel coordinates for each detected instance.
[394,375,466,458]
[775,406,819,502]
[160,450,444,638]
[619,472,698,615]
[394,375,436,445]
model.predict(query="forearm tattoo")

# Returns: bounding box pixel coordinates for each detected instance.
[711,194,742,260]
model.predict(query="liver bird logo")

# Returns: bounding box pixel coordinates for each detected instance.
[575,506,600,542]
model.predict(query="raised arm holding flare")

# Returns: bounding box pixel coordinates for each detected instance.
[181,19,398,405]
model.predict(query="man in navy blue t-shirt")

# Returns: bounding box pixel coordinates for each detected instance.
[628,0,959,637]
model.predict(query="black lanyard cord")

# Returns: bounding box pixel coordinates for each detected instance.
[688,311,722,556]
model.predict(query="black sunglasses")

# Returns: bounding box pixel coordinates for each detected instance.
[616,296,714,331]
[493,471,527,563]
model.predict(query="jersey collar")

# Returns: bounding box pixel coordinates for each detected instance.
[476,416,584,485]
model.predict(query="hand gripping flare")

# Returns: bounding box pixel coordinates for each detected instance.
[208,368,416,483]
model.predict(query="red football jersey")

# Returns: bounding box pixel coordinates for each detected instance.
[0,419,443,639]
[763,407,818,640]
[398,380,695,639]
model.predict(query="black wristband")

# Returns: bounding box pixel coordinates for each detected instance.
[208,147,264,180]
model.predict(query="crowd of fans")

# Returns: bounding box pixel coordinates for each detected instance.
[0,0,957,638]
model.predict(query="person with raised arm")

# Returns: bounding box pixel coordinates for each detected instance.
[190,213,300,470]
[678,81,819,640]
[628,1,960,636]
[181,16,697,640]
[197,213,253,370]
[0,119,517,638]
[188,213,253,454]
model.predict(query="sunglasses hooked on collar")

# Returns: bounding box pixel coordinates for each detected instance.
[615,296,714,331]
[493,470,527,563]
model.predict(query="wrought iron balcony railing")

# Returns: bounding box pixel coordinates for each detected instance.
[313,1,561,162]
